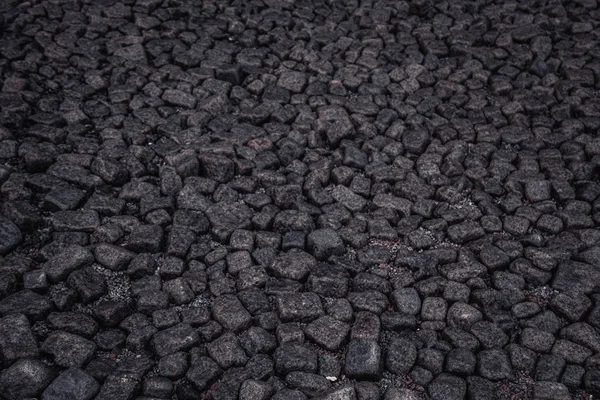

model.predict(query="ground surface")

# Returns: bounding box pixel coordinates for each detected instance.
[0,0,599,399]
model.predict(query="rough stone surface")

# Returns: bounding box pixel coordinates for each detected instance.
[0,313,39,362]
[43,245,94,283]
[41,368,100,400]
[0,359,55,399]
[212,294,252,332]
[345,340,382,380]
[0,217,21,255]
[276,293,324,322]
[307,229,345,260]
[428,374,467,400]
[0,1,598,397]
[552,261,600,294]
[151,323,199,358]
[305,315,350,351]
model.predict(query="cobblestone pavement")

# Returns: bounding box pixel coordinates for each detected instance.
[1,0,600,399]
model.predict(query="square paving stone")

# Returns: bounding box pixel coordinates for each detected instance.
[344,340,383,380]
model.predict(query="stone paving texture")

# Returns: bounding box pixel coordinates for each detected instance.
[0,0,600,399]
